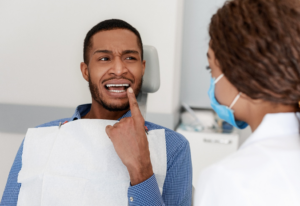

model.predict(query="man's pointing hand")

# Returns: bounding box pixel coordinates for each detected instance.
[106,87,153,186]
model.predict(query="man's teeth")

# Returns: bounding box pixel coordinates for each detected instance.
[109,90,126,93]
[106,84,129,87]
[105,84,129,93]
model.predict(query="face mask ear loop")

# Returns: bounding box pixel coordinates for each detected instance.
[229,92,241,109]
[214,74,224,84]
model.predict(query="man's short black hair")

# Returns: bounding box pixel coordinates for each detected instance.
[83,19,143,64]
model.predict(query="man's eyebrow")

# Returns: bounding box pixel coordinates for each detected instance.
[93,50,113,55]
[122,50,139,55]
[207,52,210,59]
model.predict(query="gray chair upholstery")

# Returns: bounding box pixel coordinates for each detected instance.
[137,45,160,117]
[141,45,160,93]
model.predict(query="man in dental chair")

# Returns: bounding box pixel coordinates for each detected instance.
[1,19,192,206]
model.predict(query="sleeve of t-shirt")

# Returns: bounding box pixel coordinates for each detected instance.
[0,140,24,206]
[127,140,193,206]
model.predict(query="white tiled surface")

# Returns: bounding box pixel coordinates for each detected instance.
[0,132,24,199]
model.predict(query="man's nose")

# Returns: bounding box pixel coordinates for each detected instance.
[110,57,127,76]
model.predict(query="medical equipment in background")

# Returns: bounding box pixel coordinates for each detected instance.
[180,103,233,133]
[177,106,239,188]
[180,103,205,132]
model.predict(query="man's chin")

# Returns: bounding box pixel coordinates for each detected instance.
[101,102,129,112]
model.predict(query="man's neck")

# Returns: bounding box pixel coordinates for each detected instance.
[82,101,129,120]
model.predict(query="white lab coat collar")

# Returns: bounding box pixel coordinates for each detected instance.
[240,112,300,149]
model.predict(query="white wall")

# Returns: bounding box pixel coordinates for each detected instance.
[0,0,184,118]
[180,0,226,108]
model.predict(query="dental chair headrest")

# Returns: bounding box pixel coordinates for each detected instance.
[141,45,160,93]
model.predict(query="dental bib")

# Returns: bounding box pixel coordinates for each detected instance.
[17,119,167,206]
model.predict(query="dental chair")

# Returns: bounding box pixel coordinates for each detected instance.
[137,45,160,118]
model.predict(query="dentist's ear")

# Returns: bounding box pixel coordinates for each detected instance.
[80,62,89,82]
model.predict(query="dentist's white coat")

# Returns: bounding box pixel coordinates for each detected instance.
[194,113,300,206]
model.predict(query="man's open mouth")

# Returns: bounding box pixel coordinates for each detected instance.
[105,84,130,93]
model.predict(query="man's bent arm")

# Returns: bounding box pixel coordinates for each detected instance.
[127,140,192,206]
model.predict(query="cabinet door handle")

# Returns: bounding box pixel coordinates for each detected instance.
[203,138,232,145]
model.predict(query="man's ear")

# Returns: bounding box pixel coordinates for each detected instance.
[142,60,146,76]
[80,62,89,82]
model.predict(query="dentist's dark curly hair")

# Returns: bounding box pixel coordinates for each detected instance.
[209,0,300,107]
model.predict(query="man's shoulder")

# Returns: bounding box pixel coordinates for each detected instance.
[36,117,71,128]
[145,121,189,150]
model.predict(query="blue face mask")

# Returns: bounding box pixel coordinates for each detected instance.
[208,74,248,129]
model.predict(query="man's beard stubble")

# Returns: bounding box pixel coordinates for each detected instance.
[88,75,143,112]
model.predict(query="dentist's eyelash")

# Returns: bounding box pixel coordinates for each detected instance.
[206,66,212,73]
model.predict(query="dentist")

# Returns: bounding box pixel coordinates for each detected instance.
[195,0,300,205]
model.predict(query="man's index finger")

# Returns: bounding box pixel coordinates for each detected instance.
[127,87,143,121]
